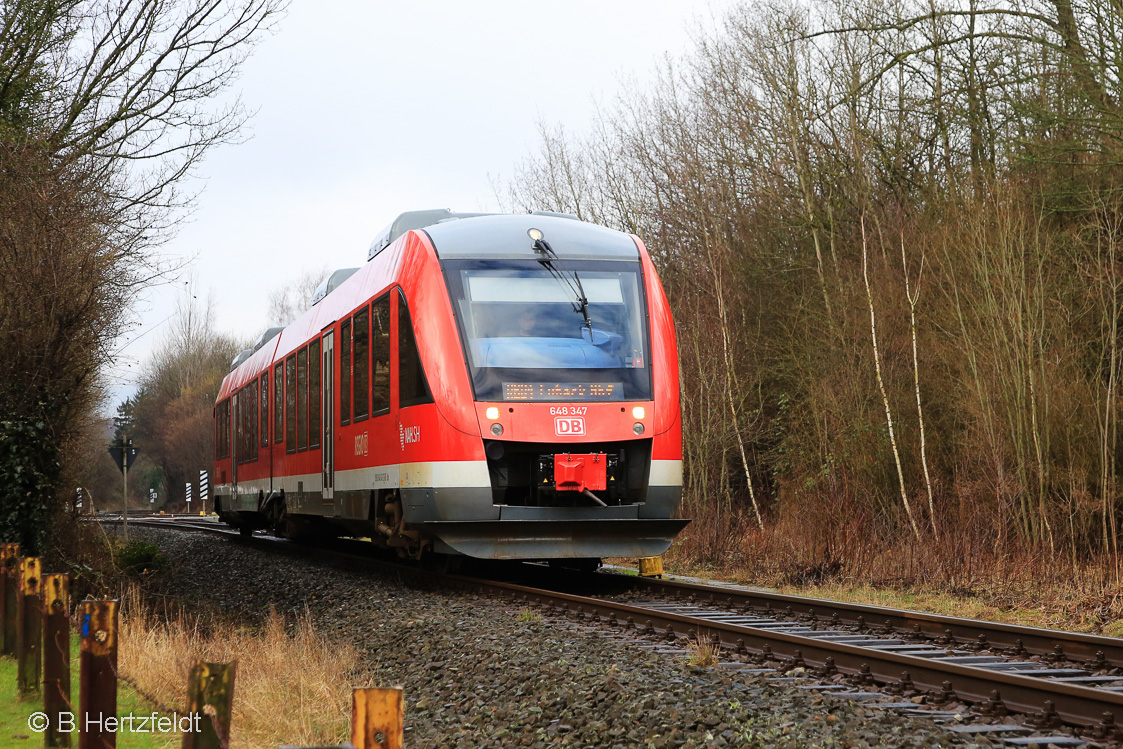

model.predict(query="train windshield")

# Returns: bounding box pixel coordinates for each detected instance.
[442,259,652,401]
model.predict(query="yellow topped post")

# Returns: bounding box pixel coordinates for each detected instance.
[638,556,664,578]
[352,687,404,749]
[16,556,42,695]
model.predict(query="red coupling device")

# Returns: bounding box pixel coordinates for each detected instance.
[554,453,607,492]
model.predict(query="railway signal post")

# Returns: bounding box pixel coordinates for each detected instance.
[107,438,139,539]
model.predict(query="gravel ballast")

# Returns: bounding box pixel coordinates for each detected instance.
[124,527,1008,747]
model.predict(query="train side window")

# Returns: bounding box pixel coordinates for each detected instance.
[260,373,269,448]
[273,363,283,445]
[285,354,296,453]
[340,319,352,426]
[371,294,390,415]
[353,306,370,421]
[249,379,258,462]
[297,346,308,452]
[309,338,321,449]
[235,393,243,465]
[216,399,229,460]
[398,289,434,408]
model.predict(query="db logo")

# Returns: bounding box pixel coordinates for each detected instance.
[554,416,585,436]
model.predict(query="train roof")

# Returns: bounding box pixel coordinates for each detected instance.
[423,213,639,261]
[218,212,643,400]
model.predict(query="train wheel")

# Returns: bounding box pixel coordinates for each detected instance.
[268,497,287,538]
[422,553,462,575]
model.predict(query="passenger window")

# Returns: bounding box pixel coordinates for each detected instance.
[340,319,352,426]
[234,394,241,464]
[310,338,321,448]
[398,289,433,408]
[285,355,296,453]
[249,380,258,462]
[273,364,283,444]
[354,306,370,421]
[372,295,390,415]
[216,399,230,459]
[297,346,308,451]
[260,373,269,447]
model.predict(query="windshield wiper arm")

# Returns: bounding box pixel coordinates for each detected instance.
[533,238,593,333]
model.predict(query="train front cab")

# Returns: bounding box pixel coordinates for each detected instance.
[402,215,688,560]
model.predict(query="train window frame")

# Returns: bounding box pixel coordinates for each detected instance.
[296,345,308,452]
[248,379,258,462]
[397,288,434,408]
[371,293,391,416]
[234,392,242,465]
[216,398,230,460]
[285,354,297,454]
[260,373,269,448]
[273,363,283,445]
[439,258,654,402]
[309,338,321,449]
[353,305,370,422]
[340,318,352,426]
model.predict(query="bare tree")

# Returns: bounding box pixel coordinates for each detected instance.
[0,0,284,550]
[266,266,329,327]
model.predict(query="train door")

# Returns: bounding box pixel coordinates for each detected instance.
[231,391,239,500]
[322,330,335,504]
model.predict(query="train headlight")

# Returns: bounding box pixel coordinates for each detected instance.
[632,406,646,420]
[485,407,500,420]
[491,423,504,437]
[632,422,645,435]
[528,228,543,241]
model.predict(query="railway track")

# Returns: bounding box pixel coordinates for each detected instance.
[104,516,1123,743]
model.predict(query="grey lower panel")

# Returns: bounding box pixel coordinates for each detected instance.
[639,485,682,519]
[418,518,691,560]
[499,505,639,520]
[402,486,498,523]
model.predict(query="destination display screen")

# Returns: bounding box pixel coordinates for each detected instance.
[503,382,623,401]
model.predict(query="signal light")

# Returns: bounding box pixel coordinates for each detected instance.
[491,423,504,437]
[485,407,500,420]
[528,228,543,241]
[632,422,645,435]
[632,406,645,419]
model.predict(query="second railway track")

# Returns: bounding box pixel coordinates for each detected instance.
[106,515,1123,743]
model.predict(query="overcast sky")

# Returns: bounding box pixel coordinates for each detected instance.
[106,0,738,408]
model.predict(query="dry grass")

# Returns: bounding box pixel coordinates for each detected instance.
[685,632,719,668]
[118,589,356,748]
[664,524,1123,637]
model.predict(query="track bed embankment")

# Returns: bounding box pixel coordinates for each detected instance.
[118,526,985,748]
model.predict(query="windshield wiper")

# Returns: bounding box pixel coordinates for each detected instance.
[533,238,593,333]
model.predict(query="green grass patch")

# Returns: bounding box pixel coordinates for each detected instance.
[0,644,176,748]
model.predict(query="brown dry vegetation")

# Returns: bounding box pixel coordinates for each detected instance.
[117,589,356,748]
[507,0,1123,618]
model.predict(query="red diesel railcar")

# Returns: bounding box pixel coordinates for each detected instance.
[213,211,687,563]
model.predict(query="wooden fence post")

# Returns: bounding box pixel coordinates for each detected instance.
[1,542,18,655]
[16,556,42,696]
[79,600,118,749]
[43,573,71,748]
[351,687,403,749]
[181,660,236,749]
